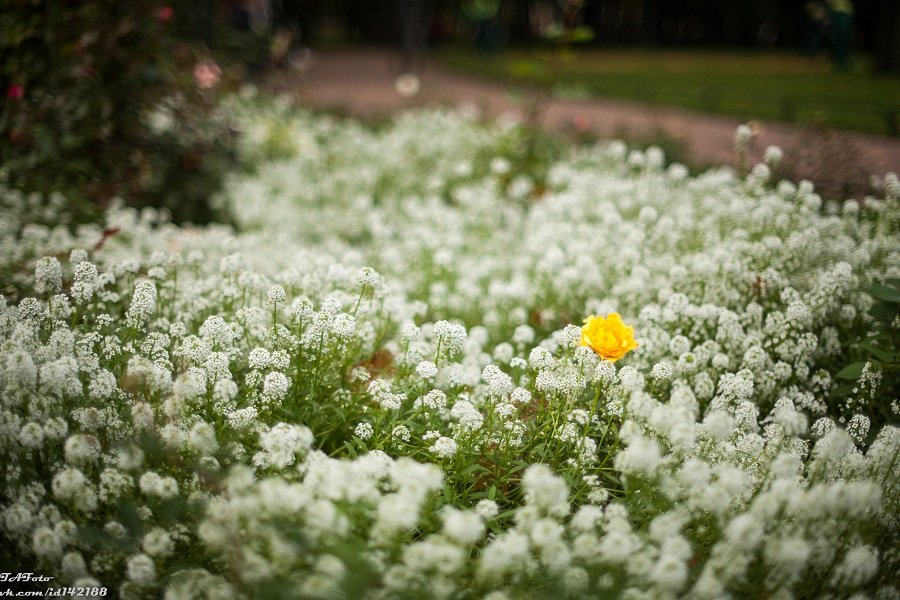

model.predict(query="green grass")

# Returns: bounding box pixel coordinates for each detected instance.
[435,46,900,136]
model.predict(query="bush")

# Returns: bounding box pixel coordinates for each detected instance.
[0,0,237,226]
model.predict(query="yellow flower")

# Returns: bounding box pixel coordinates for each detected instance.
[580,313,638,362]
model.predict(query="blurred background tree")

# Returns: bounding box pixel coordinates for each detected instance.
[265,0,896,70]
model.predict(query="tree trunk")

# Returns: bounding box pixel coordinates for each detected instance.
[641,0,660,45]
[874,0,900,72]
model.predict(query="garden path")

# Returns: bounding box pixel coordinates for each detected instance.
[269,48,900,187]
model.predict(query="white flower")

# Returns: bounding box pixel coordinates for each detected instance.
[71,261,98,304]
[64,434,101,465]
[356,266,381,288]
[492,342,515,364]
[32,527,63,561]
[52,467,89,501]
[431,436,458,458]
[126,281,158,325]
[592,360,616,385]
[771,398,808,437]
[442,507,484,545]
[199,315,237,351]
[763,145,783,167]
[35,256,63,294]
[139,472,179,499]
[432,320,467,358]
[174,368,206,400]
[127,553,157,586]
[615,435,664,475]
[400,323,421,341]
[18,422,44,449]
[522,464,568,518]
[628,150,646,168]
[510,387,531,405]
[415,389,447,411]
[560,324,581,348]
[529,347,555,370]
[750,163,771,184]
[355,422,374,440]
[270,349,290,370]
[847,414,870,444]
[639,205,659,224]
[513,325,535,345]
[479,531,532,580]
[189,422,218,454]
[475,499,499,520]
[88,369,118,400]
[490,157,511,175]
[60,551,87,581]
[734,123,754,145]
[651,362,672,382]
[482,364,514,397]
[227,406,259,430]
[266,285,286,305]
[248,347,271,370]
[142,527,174,558]
[254,423,314,469]
[262,371,290,404]
[6,350,38,391]
[535,371,558,394]
[416,360,438,380]
[392,425,411,443]
[831,545,879,587]
[450,400,483,430]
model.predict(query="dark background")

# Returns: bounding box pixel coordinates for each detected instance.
[250,0,900,71]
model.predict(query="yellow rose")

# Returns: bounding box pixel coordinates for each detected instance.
[580,313,638,362]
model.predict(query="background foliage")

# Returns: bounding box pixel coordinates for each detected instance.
[0,0,245,226]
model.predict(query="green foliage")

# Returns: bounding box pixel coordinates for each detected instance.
[834,278,900,432]
[0,0,237,225]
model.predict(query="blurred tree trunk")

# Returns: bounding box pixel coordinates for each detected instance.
[507,0,534,43]
[640,0,660,45]
[874,0,900,72]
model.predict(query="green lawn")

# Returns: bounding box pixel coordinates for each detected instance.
[435,46,900,136]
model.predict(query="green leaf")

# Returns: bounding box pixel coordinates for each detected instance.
[835,361,867,380]
[158,496,188,527]
[508,461,529,475]
[343,440,358,458]
[118,503,143,536]
[828,382,856,399]
[461,463,489,475]
[868,283,900,303]
[870,301,899,323]
[859,340,898,364]
[871,330,894,343]
[496,508,517,521]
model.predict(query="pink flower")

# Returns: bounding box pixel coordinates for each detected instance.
[193,61,222,90]
[7,85,24,100]
[573,114,591,132]
[158,6,174,22]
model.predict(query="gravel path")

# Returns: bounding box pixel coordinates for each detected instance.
[268,48,900,190]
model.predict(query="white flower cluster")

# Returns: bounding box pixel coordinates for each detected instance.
[0,98,898,599]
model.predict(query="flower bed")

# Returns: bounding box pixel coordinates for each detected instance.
[1,95,899,599]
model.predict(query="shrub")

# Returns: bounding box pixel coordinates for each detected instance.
[0,0,236,226]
